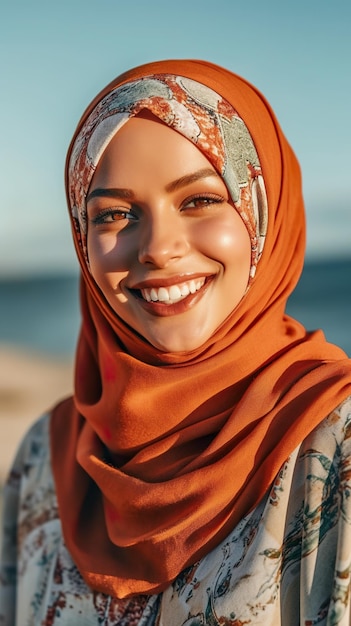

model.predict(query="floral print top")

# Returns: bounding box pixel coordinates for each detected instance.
[1,396,351,626]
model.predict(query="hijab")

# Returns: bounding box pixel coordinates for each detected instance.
[51,59,351,599]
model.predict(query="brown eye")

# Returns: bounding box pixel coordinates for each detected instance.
[90,208,137,225]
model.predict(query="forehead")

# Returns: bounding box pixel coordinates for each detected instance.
[88,114,219,190]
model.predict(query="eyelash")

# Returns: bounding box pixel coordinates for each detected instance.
[181,193,225,210]
[89,193,226,226]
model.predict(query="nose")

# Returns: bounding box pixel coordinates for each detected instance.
[138,211,190,268]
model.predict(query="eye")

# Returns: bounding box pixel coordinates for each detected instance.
[90,208,137,226]
[181,194,225,210]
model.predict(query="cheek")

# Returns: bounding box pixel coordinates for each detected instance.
[195,213,251,265]
[87,231,134,279]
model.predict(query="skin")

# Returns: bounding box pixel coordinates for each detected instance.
[86,114,251,353]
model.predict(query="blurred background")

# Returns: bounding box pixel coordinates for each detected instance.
[0,0,350,484]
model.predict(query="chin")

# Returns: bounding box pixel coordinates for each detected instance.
[148,333,210,354]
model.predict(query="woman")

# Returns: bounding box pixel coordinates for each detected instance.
[1,59,351,625]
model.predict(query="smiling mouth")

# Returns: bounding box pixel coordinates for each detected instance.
[133,277,208,305]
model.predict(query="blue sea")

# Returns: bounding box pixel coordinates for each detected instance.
[0,258,350,357]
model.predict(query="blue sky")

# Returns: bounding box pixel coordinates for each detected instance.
[0,0,350,275]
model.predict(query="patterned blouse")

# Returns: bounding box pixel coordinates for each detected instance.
[1,397,351,626]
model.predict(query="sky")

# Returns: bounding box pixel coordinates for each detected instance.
[0,0,350,276]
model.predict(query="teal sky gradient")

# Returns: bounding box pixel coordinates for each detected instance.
[0,0,350,275]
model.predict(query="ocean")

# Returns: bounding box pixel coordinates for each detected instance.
[0,258,350,357]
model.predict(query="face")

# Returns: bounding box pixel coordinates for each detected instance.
[86,114,251,353]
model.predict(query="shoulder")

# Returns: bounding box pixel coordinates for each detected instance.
[4,412,52,499]
[0,413,59,623]
[302,394,351,456]
[291,395,351,497]
[2,413,57,542]
[10,411,51,467]
[323,394,351,428]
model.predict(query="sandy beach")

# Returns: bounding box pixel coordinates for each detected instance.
[0,345,74,486]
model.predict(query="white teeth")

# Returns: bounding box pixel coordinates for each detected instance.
[157,287,169,302]
[150,288,158,302]
[169,284,182,300]
[140,278,206,304]
[179,283,190,296]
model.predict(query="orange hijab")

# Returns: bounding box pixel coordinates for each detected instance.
[51,59,351,599]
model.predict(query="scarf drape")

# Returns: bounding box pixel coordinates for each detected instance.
[51,59,351,599]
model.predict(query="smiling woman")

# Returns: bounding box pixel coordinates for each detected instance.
[1,59,351,626]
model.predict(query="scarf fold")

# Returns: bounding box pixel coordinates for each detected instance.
[51,59,351,598]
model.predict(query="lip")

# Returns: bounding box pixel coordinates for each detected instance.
[128,272,213,290]
[127,275,214,317]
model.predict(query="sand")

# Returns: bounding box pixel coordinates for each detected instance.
[0,345,74,485]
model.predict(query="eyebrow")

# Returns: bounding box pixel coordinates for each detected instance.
[164,168,219,192]
[86,167,219,203]
[86,187,134,203]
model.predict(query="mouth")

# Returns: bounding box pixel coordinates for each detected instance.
[128,275,212,315]
[139,277,206,304]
